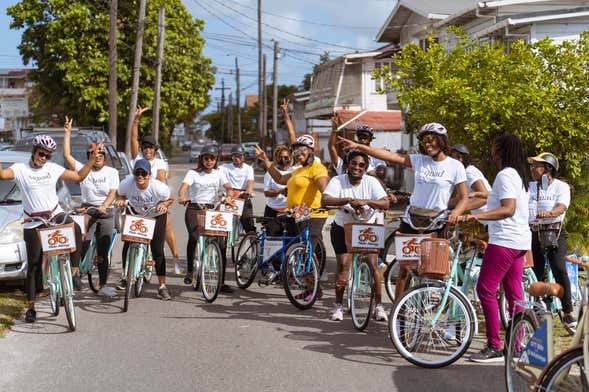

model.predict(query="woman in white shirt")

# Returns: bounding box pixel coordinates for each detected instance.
[322,150,389,322]
[449,144,491,213]
[460,134,531,363]
[263,145,294,235]
[178,145,233,293]
[527,152,575,328]
[0,133,97,323]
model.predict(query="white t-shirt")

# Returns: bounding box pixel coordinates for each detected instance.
[74,160,119,206]
[118,177,170,216]
[528,179,570,224]
[264,167,296,210]
[333,156,386,175]
[11,162,66,228]
[182,169,228,204]
[132,155,168,177]
[409,154,467,211]
[466,164,491,214]
[323,174,388,226]
[486,167,531,250]
[220,163,254,191]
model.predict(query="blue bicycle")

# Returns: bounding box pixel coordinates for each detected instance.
[234,207,321,309]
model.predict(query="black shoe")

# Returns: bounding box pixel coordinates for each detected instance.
[470,345,504,363]
[220,284,234,294]
[183,273,193,285]
[158,286,172,301]
[73,274,83,291]
[25,308,36,323]
[562,314,577,329]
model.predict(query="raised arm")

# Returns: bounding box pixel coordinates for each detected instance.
[281,98,296,145]
[338,137,412,167]
[0,163,14,180]
[60,143,100,182]
[328,113,341,169]
[254,145,292,185]
[62,116,77,170]
[131,106,149,160]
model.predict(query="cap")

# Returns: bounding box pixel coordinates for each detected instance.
[140,135,157,147]
[133,159,152,174]
[451,144,469,155]
[528,152,559,172]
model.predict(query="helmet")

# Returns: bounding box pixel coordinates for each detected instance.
[200,145,219,157]
[33,134,57,152]
[355,123,374,138]
[451,144,470,155]
[292,134,315,150]
[528,152,559,172]
[346,149,370,167]
[231,144,245,155]
[417,122,448,138]
[140,135,157,147]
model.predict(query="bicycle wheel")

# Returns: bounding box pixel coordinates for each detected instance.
[201,240,222,303]
[384,260,398,303]
[504,311,540,392]
[537,347,588,391]
[350,256,375,331]
[193,257,201,291]
[48,257,60,317]
[123,246,136,313]
[234,232,259,289]
[283,243,319,310]
[58,256,76,331]
[86,244,100,294]
[389,284,474,368]
[134,246,146,297]
[500,272,535,330]
[144,250,154,284]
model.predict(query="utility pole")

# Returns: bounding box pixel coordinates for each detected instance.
[215,79,229,143]
[235,57,241,145]
[125,0,146,156]
[152,5,165,142]
[228,93,233,143]
[257,0,263,143]
[108,0,118,148]
[272,40,279,152]
[262,53,268,148]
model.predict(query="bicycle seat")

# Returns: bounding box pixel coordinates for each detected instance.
[527,282,564,298]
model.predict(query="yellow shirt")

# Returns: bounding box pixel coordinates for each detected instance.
[286,161,328,218]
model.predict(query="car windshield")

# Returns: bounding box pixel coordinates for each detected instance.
[0,163,21,203]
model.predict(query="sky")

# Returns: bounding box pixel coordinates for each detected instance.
[0,0,397,112]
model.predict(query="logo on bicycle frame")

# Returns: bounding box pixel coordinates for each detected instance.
[47,230,69,246]
[357,228,378,244]
[129,219,149,234]
[401,238,421,257]
[209,213,228,227]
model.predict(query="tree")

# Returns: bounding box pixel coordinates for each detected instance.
[8,0,214,149]
[375,28,589,251]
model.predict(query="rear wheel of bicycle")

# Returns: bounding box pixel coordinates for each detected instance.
[86,246,100,294]
[350,256,375,331]
[538,346,587,391]
[48,259,60,317]
[134,249,146,297]
[123,248,136,313]
[500,272,535,330]
[59,256,76,331]
[283,243,319,310]
[234,233,259,289]
[383,259,398,303]
[201,240,222,303]
[315,238,327,279]
[389,284,474,368]
[504,311,539,392]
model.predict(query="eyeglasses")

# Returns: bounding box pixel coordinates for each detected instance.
[134,169,149,177]
[202,155,216,161]
[419,134,436,146]
[349,160,367,168]
[37,150,52,159]
[232,153,244,158]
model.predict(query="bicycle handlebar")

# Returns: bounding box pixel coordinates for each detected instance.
[24,210,72,227]
[403,206,450,232]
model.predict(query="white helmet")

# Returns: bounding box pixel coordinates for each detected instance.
[33,134,57,152]
[292,134,315,149]
[417,122,447,138]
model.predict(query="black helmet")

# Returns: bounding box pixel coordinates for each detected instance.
[355,123,374,139]
[200,145,219,158]
[451,144,470,155]
[528,152,559,172]
[231,144,245,155]
[346,149,370,168]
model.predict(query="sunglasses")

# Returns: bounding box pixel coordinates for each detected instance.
[232,153,244,158]
[134,169,149,177]
[349,160,367,168]
[357,134,371,140]
[419,134,436,146]
[37,150,52,159]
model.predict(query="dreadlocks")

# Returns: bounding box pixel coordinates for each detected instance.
[494,134,529,191]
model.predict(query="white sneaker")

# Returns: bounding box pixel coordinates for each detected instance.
[173,257,183,275]
[330,303,344,321]
[374,304,388,322]
[97,286,118,298]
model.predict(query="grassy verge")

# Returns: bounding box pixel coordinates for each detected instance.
[0,290,26,336]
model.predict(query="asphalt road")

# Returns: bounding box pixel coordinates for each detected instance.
[0,153,504,392]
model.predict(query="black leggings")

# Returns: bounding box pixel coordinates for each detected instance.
[531,231,573,313]
[81,212,115,286]
[24,214,83,302]
[122,213,167,277]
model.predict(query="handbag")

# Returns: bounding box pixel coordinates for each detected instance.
[408,206,440,228]
[535,184,562,251]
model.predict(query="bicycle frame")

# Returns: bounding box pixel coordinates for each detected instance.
[123,242,148,282]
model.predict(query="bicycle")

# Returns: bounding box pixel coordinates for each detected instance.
[219,197,246,265]
[234,205,321,310]
[32,212,78,331]
[504,255,588,392]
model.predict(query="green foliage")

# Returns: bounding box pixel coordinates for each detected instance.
[375,29,589,251]
[8,0,214,148]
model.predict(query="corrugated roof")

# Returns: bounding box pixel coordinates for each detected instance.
[336,110,402,132]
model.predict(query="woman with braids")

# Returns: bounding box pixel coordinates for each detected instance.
[459,134,531,363]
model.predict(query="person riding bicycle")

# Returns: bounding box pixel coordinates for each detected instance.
[527,152,576,328]
[178,145,234,293]
[263,145,294,235]
[63,117,119,297]
[459,135,531,363]
[219,144,255,234]
[339,122,469,299]
[130,106,182,276]
[449,144,491,214]
[0,132,96,322]
[115,159,173,301]
[321,149,389,322]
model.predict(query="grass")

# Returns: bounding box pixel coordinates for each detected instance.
[0,289,26,337]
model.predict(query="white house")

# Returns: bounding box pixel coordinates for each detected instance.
[0,69,31,140]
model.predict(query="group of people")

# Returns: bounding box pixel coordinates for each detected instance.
[0,102,576,366]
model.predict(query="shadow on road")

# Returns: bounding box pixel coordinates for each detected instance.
[390,364,503,391]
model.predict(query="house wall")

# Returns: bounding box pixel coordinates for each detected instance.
[362,60,388,111]
[531,20,589,43]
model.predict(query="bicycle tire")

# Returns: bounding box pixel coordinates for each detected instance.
[193,257,201,291]
[59,256,76,331]
[537,346,588,391]
[143,250,154,284]
[123,246,136,313]
[282,243,319,310]
[86,243,100,294]
[201,240,222,303]
[48,257,60,317]
[389,284,474,368]
[504,311,540,392]
[500,271,535,330]
[234,232,260,289]
[315,238,327,279]
[351,256,375,331]
[346,267,353,314]
[134,246,146,297]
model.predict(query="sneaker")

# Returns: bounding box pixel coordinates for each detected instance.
[116,279,127,291]
[374,304,388,322]
[183,272,193,285]
[72,274,83,291]
[562,314,577,329]
[158,286,172,301]
[220,284,234,294]
[330,303,344,321]
[173,257,183,275]
[97,286,118,298]
[470,345,504,363]
[25,308,36,323]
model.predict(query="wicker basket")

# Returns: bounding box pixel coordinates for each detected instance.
[418,238,450,278]
[524,250,534,269]
[196,210,228,237]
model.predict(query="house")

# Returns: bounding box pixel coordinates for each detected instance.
[0,69,32,141]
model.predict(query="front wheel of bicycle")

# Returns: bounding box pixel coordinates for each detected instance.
[537,346,587,391]
[350,256,375,331]
[234,232,259,289]
[86,245,100,294]
[504,311,539,392]
[389,284,474,368]
[201,240,222,303]
[59,256,76,331]
[48,258,60,317]
[123,247,136,313]
[283,243,319,310]
[134,252,146,298]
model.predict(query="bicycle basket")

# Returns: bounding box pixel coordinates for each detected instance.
[344,223,385,253]
[121,215,156,244]
[37,223,77,256]
[196,210,230,237]
[418,238,450,278]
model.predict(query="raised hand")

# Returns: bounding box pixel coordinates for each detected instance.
[64,116,73,135]
[134,106,149,121]
[280,98,289,114]
[337,136,360,151]
[253,145,269,162]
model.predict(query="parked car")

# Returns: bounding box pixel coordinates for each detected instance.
[0,143,13,151]
[0,151,73,284]
[219,143,237,161]
[190,144,204,163]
